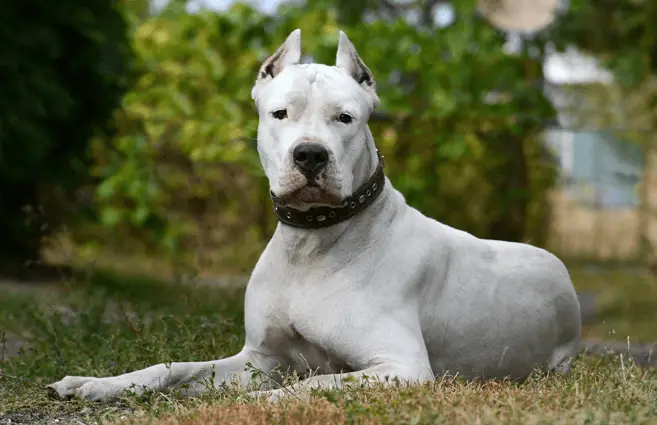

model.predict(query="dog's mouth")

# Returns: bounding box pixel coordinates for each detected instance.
[274,186,343,209]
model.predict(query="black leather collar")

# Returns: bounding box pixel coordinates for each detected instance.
[270,151,385,229]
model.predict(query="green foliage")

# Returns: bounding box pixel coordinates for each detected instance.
[549,0,657,84]
[83,4,280,270]
[82,1,557,271]
[540,0,657,133]
[542,0,657,141]
[0,0,136,269]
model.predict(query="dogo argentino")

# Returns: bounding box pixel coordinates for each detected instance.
[48,29,582,403]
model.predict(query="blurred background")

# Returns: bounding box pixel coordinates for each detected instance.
[2,0,656,344]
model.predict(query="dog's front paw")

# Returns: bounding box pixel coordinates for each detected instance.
[47,376,97,400]
[47,376,127,402]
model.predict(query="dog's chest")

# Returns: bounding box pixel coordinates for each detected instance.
[283,284,360,375]
[284,332,351,376]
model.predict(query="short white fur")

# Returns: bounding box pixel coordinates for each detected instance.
[48,29,581,403]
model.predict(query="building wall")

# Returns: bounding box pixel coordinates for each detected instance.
[545,128,642,209]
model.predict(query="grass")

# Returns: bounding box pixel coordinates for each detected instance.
[569,268,657,343]
[0,266,656,424]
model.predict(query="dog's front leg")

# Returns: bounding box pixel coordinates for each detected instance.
[249,363,434,403]
[48,348,279,402]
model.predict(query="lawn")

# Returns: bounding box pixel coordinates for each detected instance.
[0,267,656,424]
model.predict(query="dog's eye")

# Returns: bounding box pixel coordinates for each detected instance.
[272,109,288,120]
[338,113,353,124]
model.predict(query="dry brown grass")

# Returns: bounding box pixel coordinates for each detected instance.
[121,363,657,425]
[129,399,352,425]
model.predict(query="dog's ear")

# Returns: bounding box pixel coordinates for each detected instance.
[335,31,379,108]
[251,29,302,101]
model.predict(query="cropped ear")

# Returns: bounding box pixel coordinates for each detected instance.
[251,29,302,101]
[335,31,380,108]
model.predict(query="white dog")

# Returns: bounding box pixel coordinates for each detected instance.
[48,29,581,403]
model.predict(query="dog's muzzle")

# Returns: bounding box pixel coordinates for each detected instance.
[270,150,385,229]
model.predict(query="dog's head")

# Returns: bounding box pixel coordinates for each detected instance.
[251,30,380,211]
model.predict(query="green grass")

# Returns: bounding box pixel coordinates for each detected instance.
[0,270,246,424]
[570,269,657,343]
[0,268,656,424]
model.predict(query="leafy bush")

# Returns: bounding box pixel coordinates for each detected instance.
[81,1,557,273]
[0,0,136,272]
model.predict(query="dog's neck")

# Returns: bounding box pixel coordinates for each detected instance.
[352,126,380,192]
[273,127,399,265]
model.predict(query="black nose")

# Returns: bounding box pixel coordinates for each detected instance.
[293,143,329,175]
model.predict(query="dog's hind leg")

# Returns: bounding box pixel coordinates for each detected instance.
[551,356,573,375]
[547,341,580,376]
